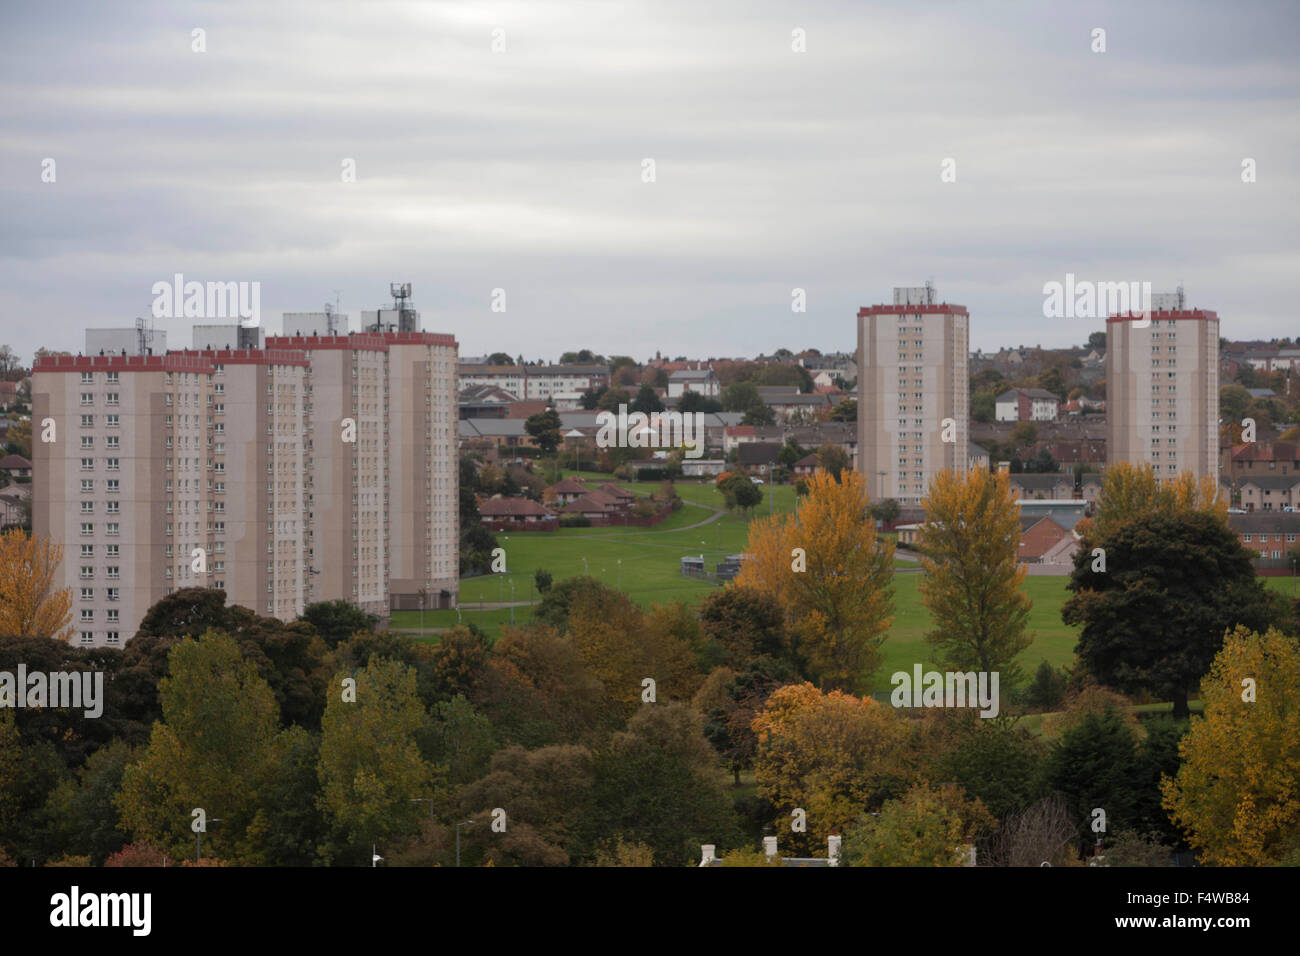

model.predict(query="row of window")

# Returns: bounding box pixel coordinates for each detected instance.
[79,632,120,644]
[79,372,120,384]
[1243,534,1297,543]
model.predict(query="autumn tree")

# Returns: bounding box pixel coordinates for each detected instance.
[751,682,916,855]
[736,468,894,692]
[318,656,434,864]
[918,468,1032,684]
[1082,461,1226,545]
[0,529,72,640]
[116,631,281,862]
[842,783,994,867]
[1161,625,1300,865]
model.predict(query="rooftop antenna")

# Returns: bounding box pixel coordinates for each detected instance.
[1176,282,1185,310]
[924,278,936,305]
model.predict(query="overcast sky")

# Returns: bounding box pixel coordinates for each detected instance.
[2,0,1297,365]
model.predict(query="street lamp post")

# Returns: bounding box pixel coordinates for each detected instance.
[197,818,221,863]
[617,558,622,590]
[456,820,475,867]
[418,586,427,635]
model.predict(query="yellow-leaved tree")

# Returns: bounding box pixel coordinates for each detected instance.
[918,468,1032,682]
[751,682,917,856]
[1082,461,1226,544]
[1161,625,1300,866]
[0,528,73,640]
[735,468,894,692]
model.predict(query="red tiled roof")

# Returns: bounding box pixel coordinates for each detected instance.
[478,496,551,518]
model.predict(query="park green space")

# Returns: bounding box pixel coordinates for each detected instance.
[392,471,1084,695]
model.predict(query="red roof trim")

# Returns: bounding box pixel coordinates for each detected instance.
[857,304,969,317]
[265,333,389,352]
[1106,309,1218,323]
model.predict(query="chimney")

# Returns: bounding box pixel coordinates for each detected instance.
[762,836,778,862]
[699,844,716,867]
[827,834,842,867]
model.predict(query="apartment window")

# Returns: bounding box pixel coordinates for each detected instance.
[105,371,119,384]
[106,392,119,405]
[106,523,119,536]
[80,415,93,427]
[80,479,94,493]
[107,566,119,579]
[105,545,118,558]
[80,544,93,558]
[80,632,94,645]
[215,384,224,394]
[106,436,119,449]
[107,458,119,471]
[106,414,119,427]
[107,479,119,493]
[80,436,93,449]
[80,501,93,513]
[1244,534,1252,542]
[106,588,119,602]
[80,609,93,623]
[106,632,120,644]
[106,501,119,515]
[80,372,93,384]
[106,609,119,623]
[80,522,93,536]
[80,588,93,601]
[80,566,93,579]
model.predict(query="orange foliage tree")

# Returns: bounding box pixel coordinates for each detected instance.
[735,468,894,692]
[0,529,73,640]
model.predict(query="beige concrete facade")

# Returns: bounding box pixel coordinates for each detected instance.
[33,350,311,647]
[34,325,459,645]
[1106,310,1219,482]
[857,289,970,505]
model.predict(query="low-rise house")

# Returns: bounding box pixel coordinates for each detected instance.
[477,496,554,524]
[0,454,32,478]
[995,388,1060,423]
[1228,512,1300,569]
[737,442,781,473]
[668,367,720,398]
[544,477,590,506]
[681,458,726,478]
[792,453,821,477]
[562,492,622,520]
[1237,475,1300,512]
[969,442,990,472]
[1018,515,1078,565]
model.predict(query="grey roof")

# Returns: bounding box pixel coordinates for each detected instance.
[737,442,782,465]
[669,368,716,380]
[1229,513,1300,534]
[459,419,528,438]
[1247,388,1276,398]
[1009,474,1068,491]
[997,387,1058,401]
[969,442,989,458]
[1238,475,1300,491]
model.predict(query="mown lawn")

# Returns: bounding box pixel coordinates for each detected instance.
[395,467,1086,694]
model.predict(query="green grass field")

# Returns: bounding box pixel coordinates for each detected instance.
[391,470,1086,695]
